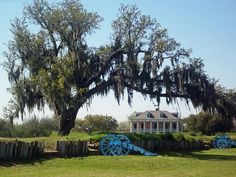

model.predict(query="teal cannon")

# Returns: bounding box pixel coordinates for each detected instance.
[99,134,157,156]
[213,135,236,149]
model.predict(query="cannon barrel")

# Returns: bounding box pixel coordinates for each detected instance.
[99,134,157,156]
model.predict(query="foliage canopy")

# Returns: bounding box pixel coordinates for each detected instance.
[75,114,118,133]
[3,0,236,135]
[183,112,233,135]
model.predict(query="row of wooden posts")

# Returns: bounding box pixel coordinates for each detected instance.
[131,139,205,153]
[56,141,88,157]
[0,139,207,160]
[0,141,43,159]
[0,140,88,160]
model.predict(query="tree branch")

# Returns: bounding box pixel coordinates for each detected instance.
[28,7,59,56]
[124,82,189,99]
[85,78,113,99]
[83,49,123,87]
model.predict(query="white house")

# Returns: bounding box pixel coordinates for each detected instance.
[130,110,182,133]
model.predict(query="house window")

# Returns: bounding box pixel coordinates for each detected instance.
[147,112,154,118]
[160,112,168,118]
[153,122,157,129]
[134,123,137,129]
[141,123,144,129]
[172,122,177,129]
[165,122,170,129]
[159,122,163,129]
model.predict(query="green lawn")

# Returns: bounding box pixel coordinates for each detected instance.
[1,148,236,177]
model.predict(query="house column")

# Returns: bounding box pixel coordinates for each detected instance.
[163,122,166,133]
[130,122,133,133]
[143,122,146,133]
[170,122,173,133]
[176,122,179,132]
[137,122,140,133]
[150,122,153,133]
[156,122,159,133]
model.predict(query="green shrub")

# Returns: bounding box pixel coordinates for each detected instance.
[9,116,58,138]
[75,115,118,133]
[183,112,233,135]
[0,119,12,137]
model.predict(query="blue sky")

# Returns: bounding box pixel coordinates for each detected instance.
[0,0,236,121]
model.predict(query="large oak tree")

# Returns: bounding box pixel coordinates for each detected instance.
[4,0,235,135]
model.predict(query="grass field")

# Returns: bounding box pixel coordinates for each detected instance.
[1,148,236,177]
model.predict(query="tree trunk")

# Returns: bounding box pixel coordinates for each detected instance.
[58,108,78,135]
[10,117,14,127]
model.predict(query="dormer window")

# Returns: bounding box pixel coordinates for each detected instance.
[160,112,168,118]
[147,112,154,118]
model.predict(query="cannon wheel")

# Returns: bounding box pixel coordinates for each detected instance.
[99,134,120,156]
[213,135,232,149]
[117,135,131,155]
[99,134,131,156]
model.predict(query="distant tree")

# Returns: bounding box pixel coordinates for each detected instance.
[74,119,86,132]
[4,0,236,135]
[3,98,20,126]
[183,114,198,132]
[183,112,233,135]
[75,115,118,133]
[0,119,12,137]
[127,112,137,121]
[24,116,42,137]
[15,116,58,137]
[118,121,130,131]
[39,116,59,135]
[118,112,137,131]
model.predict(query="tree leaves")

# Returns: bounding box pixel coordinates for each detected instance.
[3,1,236,134]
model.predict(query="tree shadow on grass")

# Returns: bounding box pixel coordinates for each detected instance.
[162,150,236,161]
[0,152,87,167]
[0,151,60,167]
[0,157,50,167]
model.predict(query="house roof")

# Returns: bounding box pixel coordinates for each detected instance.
[131,110,179,120]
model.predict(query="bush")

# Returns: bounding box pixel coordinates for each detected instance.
[0,119,13,137]
[75,115,118,133]
[183,112,233,135]
[123,132,189,142]
[13,124,30,137]
[1,116,59,138]
[118,121,129,131]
